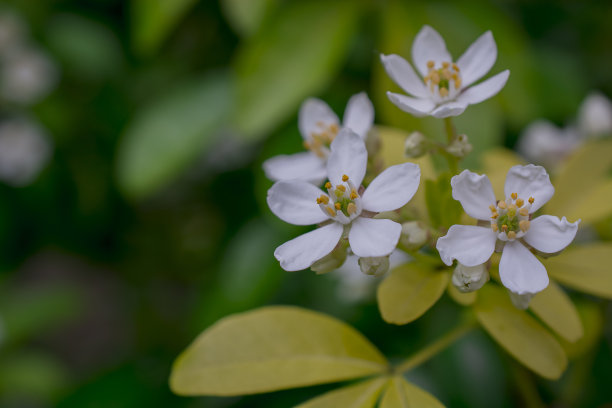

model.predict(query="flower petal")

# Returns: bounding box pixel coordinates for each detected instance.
[499,241,549,295]
[436,225,496,266]
[523,215,580,254]
[298,98,339,140]
[380,54,429,98]
[263,152,326,184]
[274,223,344,271]
[430,101,468,118]
[361,162,421,212]
[504,164,554,212]
[450,170,496,220]
[348,217,402,257]
[267,180,329,225]
[456,70,509,106]
[327,128,367,186]
[386,92,435,117]
[342,92,374,139]
[411,25,452,77]
[456,31,497,87]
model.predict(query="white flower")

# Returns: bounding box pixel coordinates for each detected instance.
[1,45,57,105]
[436,165,579,296]
[380,25,510,118]
[267,129,420,271]
[577,92,612,137]
[263,92,374,185]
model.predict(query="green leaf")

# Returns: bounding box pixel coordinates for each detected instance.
[545,243,612,299]
[377,263,449,325]
[559,300,604,359]
[221,0,278,37]
[296,378,389,408]
[480,148,525,199]
[131,0,198,55]
[234,0,360,140]
[529,281,583,343]
[170,306,388,396]
[379,376,445,408]
[474,285,567,379]
[446,280,477,306]
[116,73,232,199]
[0,352,68,400]
[424,175,462,229]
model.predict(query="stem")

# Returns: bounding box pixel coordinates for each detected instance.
[442,117,459,174]
[444,117,456,144]
[394,321,475,374]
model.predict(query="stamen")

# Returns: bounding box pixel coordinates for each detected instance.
[439,87,448,97]
[519,220,530,232]
[489,204,496,212]
[507,231,516,240]
[491,223,498,232]
[325,182,332,189]
[427,60,435,69]
[342,174,349,182]
[350,190,358,200]
[336,185,346,192]
[326,206,336,217]
[452,63,460,72]
[528,197,535,204]
[519,208,529,217]
[501,224,508,232]
[508,204,517,217]
[498,200,507,210]
[318,195,329,204]
[329,123,339,134]
[442,62,450,69]
[516,198,524,208]
[347,202,357,215]
[334,202,341,210]
[491,212,498,219]
[454,79,461,89]
[511,192,518,200]
[303,141,310,149]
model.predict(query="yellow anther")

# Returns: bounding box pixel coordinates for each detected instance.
[519,208,529,217]
[347,202,357,215]
[316,197,321,204]
[451,72,459,80]
[491,212,498,219]
[439,87,449,97]
[442,61,450,69]
[528,197,535,204]
[350,190,358,200]
[498,200,507,210]
[303,141,310,149]
[501,224,508,232]
[325,182,332,189]
[507,231,517,240]
[442,69,451,79]
[519,220,530,232]
[454,79,462,89]
[319,195,329,204]
[335,202,341,210]
[516,198,524,208]
[431,72,440,84]
[329,123,339,134]
[326,206,336,217]
[511,192,518,200]
[452,63,460,72]
[489,204,496,212]
[336,185,346,192]
[491,223,498,232]
[342,174,349,182]
[427,60,435,69]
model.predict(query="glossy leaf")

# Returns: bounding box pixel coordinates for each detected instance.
[296,377,389,408]
[378,264,449,325]
[116,73,232,199]
[379,376,445,408]
[546,243,612,298]
[234,0,360,140]
[474,285,567,379]
[170,306,388,396]
[529,281,583,342]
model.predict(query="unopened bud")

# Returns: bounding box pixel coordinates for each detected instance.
[404,131,427,158]
[451,263,488,293]
[358,256,390,277]
[400,221,427,250]
[508,291,534,310]
[311,246,347,274]
[446,134,472,158]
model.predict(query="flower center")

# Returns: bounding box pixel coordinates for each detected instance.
[316,174,362,224]
[424,60,462,101]
[304,122,339,159]
[490,192,533,241]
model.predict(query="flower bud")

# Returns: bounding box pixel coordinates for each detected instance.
[358,256,390,277]
[310,246,347,274]
[508,291,534,310]
[404,131,427,158]
[400,221,427,250]
[446,134,472,158]
[451,263,488,293]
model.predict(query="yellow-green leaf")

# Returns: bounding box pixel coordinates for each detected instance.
[529,281,583,342]
[377,264,449,325]
[296,377,389,408]
[561,179,612,224]
[474,285,567,379]
[545,243,612,298]
[446,281,477,306]
[480,148,525,199]
[379,376,445,408]
[170,306,388,396]
[559,300,604,359]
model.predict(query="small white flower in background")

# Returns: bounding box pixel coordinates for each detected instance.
[380,25,509,118]
[263,92,374,185]
[436,165,579,300]
[518,92,612,168]
[0,118,52,186]
[267,129,420,271]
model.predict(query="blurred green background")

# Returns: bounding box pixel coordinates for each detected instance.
[0,0,611,406]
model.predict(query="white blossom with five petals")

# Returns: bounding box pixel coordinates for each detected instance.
[267,129,420,271]
[381,25,510,118]
[263,92,374,185]
[436,165,579,296]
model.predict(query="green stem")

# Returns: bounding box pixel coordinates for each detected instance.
[444,117,456,144]
[394,321,475,374]
[442,117,459,174]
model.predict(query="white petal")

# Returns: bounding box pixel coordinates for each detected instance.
[263,152,326,183]
[298,98,339,140]
[430,101,468,118]
[327,128,367,186]
[450,170,496,220]
[274,223,343,271]
[499,241,548,295]
[523,215,580,254]
[380,54,429,98]
[456,70,509,106]
[456,31,497,87]
[436,225,496,266]
[348,217,402,257]
[386,92,435,117]
[343,92,374,139]
[361,162,421,212]
[411,25,452,77]
[578,91,612,136]
[267,180,329,225]
[504,164,554,213]
[517,120,580,165]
